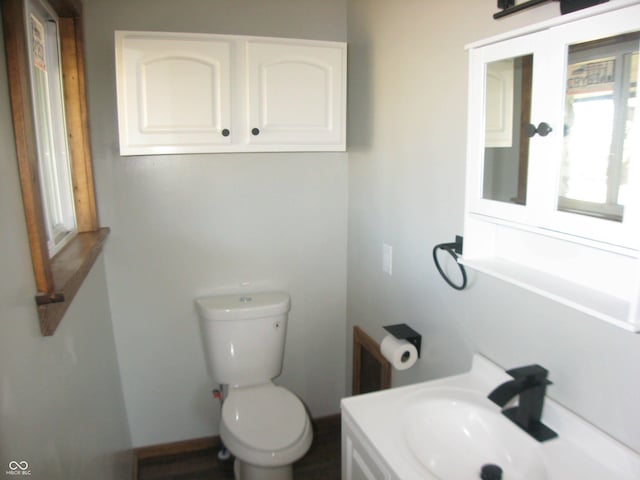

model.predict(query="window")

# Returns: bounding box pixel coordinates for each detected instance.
[2,0,109,335]
[27,0,77,256]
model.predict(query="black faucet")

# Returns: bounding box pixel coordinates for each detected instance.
[488,364,558,442]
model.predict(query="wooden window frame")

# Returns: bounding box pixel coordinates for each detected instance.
[2,0,108,335]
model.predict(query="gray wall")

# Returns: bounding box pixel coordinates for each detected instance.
[83,0,349,447]
[0,17,131,480]
[346,0,640,454]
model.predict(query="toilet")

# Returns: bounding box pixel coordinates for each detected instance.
[195,292,313,480]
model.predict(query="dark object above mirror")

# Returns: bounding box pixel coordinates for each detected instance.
[560,0,609,14]
[495,0,609,19]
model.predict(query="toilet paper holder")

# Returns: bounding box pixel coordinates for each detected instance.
[383,323,422,358]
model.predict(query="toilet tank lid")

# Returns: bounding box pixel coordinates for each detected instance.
[195,291,290,321]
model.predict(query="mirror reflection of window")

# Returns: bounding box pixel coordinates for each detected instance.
[558,33,639,222]
[483,55,533,205]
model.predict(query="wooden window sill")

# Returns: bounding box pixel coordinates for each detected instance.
[36,227,110,335]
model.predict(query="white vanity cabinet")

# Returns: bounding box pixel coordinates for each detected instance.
[342,412,393,480]
[463,1,640,331]
[115,31,346,155]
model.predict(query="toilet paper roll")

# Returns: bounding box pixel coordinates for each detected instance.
[380,335,418,371]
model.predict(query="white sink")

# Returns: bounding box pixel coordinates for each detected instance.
[341,354,640,480]
[402,388,547,479]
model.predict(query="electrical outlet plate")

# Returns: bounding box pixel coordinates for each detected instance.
[383,243,392,275]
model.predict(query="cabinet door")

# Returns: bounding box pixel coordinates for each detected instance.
[342,421,390,480]
[467,30,559,224]
[245,40,346,150]
[116,32,233,155]
[542,7,640,249]
[343,435,389,480]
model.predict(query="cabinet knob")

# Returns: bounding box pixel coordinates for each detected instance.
[251,128,260,136]
[221,129,230,137]
[525,122,553,138]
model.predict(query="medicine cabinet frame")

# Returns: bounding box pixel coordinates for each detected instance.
[462,0,640,332]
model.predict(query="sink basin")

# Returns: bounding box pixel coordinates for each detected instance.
[402,388,547,479]
[342,354,640,480]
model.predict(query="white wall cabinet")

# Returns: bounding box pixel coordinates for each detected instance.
[115,32,346,155]
[463,0,640,331]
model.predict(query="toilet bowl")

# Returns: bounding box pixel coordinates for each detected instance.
[220,383,312,480]
[195,291,313,480]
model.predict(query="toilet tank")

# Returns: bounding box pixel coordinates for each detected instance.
[195,292,290,386]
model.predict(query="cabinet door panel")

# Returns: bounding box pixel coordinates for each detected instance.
[141,57,218,131]
[467,30,554,225]
[343,433,389,480]
[542,6,640,249]
[116,33,232,155]
[246,41,346,149]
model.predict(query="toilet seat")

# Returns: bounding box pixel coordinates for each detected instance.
[220,383,312,467]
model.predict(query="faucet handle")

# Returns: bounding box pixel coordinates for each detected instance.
[506,364,551,385]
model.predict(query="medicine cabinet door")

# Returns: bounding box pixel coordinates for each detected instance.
[543,7,640,251]
[467,30,557,225]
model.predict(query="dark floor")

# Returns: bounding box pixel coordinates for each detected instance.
[138,415,341,480]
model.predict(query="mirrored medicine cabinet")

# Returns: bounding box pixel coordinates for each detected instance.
[482,33,638,223]
[463,0,640,332]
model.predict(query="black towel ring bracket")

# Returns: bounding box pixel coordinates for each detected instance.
[432,235,467,291]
